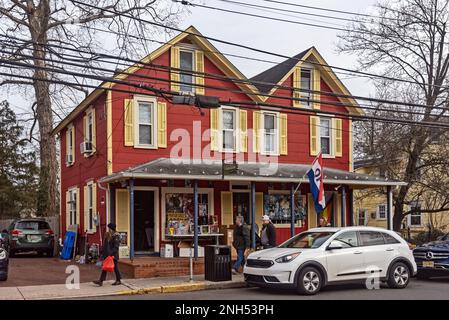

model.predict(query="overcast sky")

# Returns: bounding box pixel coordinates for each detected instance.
[4,0,379,121]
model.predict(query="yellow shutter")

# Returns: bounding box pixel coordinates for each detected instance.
[124,99,134,146]
[310,116,319,156]
[307,193,317,228]
[92,182,97,232]
[239,110,247,152]
[279,113,288,155]
[195,50,205,95]
[170,46,180,92]
[76,187,80,231]
[91,109,97,152]
[221,192,233,226]
[210,109,219,151]
[348,119,353,170]
[83,185,88,233]
[313,68,321,110]
[293,67,301,108]
[157,101,167,148]
[256,192,264,217]
[66,191,70,230]
[334,118,343,157]
[253,111,261,153]
[116,189,130,246]
[71,126,75,163]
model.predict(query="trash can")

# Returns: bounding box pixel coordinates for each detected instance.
[204,245,232,281]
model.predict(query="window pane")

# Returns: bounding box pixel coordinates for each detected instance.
[222,110,234,129]
[180,51,193,92]
[379,205,386,218]
[265,133,275,152]
[360,231,385,246]
[320,119,330,137]
[139,125,152,145]
[223,131,235,149]
[264,114,275,130]
[335,231,359,248]
[383,233,400,244]
[139,103,152,123]
[300,70,311,90]
[321,137,330,154]
[411,215,421,225]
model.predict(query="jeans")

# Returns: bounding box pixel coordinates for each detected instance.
[99,258,121,282]
[233,249,246,271]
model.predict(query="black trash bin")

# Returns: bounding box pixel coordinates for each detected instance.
[205,245,232,281]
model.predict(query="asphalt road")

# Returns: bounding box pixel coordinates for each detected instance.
[84,277,449,300]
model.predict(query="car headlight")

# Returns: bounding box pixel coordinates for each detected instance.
[275,252,301,263]
[0,249,6,260]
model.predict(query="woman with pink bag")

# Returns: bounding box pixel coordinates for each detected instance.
[93,223,122,286]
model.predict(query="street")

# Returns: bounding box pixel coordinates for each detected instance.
[81,278,449,300]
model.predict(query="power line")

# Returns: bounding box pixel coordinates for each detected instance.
[70,0,449,92]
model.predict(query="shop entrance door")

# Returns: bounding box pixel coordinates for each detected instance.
[233,192,251,224]
[134,190,155,254]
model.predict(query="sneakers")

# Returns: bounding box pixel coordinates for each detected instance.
[112,281,122,286]
[92,280,103,286]
[232,269,239,275]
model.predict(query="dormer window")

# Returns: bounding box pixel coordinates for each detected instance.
[300,69,312,106]
[180,49,194,93]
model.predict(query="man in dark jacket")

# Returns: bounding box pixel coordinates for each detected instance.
[93,223,122,286]
[232,216,250,274]
[261,215,276,249]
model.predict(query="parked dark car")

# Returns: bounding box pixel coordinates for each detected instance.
[7,219,55,257]
[413,232,449,279]
[0,233,9,281]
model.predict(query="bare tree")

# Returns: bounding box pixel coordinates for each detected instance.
[339,0,449,231]
[0,1,184,217]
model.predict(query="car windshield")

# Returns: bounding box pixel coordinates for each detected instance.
[279,232,335,249]
[443,233,449,241]
[16,221,50,230]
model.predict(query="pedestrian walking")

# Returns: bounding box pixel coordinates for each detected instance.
[93,223,122,286]
[232,215,250,274]
[260,215,277,249]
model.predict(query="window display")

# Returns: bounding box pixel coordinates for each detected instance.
[165,193,217,236]
[263,193,306,225]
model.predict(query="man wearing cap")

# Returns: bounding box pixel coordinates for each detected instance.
[93,223,122,286]
[261,215,277,249]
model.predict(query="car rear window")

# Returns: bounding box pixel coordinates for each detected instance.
[359,231,386,246]
[382,233,400,244]
[15,221,50,230]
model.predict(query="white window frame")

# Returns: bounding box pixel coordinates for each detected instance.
[357,208,367,226]
[261,111,280,156]
[66,124,75,166]
[377,204,387,220]
[300,68,313,107]
[85,109,93,143]
[319,116,333,157]
[408,202,423,227]
[68,188,78,226]
[179,48,195,94]
[134,96,158,149]
[86,182,95,233]
[219,106,239,153]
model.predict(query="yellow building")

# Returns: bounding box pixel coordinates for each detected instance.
[353,159,449,237]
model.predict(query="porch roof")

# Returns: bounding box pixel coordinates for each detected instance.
[99,158,406,188]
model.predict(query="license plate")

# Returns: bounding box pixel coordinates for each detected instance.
[422,261,434,268]
[28,235,41,242]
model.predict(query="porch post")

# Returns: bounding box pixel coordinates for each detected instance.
[387,186,393,230]
[109,185,115,225]
[348,188,354,226]
[290,183,295,238]
[129,179,135,260]
[340,186,346,227]
[193,179,199,259]
[251,182,256,250]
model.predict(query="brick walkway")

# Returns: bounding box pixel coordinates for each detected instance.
[0,254,102,287]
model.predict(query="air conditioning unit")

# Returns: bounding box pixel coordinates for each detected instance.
[80,141,93,154]
[65,154,73,165]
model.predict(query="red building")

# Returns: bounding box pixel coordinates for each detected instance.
[53,26,400,261]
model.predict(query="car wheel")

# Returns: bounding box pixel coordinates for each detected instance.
[416,271,430,280]
[297,266,322,295]
[387,262,410,289]
[46,249,54,258]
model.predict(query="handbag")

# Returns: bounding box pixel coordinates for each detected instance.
[102,256,115,273]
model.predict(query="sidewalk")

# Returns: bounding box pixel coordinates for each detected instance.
[0,274,246,300]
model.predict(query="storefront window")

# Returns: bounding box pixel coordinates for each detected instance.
[263,193,306,225]
[165,193,218,236]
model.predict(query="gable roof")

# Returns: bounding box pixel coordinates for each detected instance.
[250,48,311,93]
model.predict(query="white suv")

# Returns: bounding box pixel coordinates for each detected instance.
[244,226,417,295]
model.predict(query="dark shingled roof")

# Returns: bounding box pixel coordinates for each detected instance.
[250,48,312,93]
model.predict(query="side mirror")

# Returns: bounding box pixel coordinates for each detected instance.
[327,240,344,250]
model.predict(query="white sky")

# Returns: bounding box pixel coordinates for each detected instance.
[4,0,379,121]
